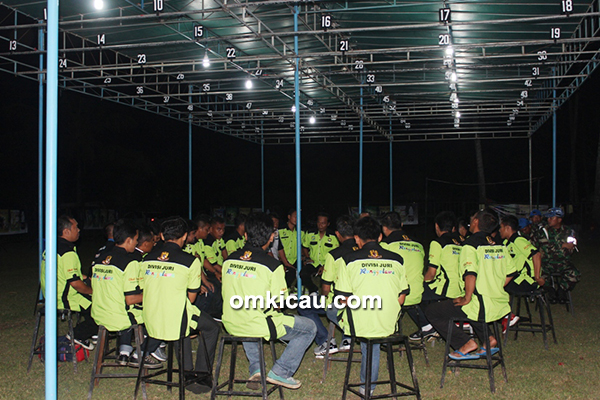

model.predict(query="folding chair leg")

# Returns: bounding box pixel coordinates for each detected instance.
[27,309,43,373]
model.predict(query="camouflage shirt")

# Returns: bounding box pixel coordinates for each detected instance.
[529,223,573,268]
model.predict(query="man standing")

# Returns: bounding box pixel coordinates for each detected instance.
[222,212,316,390]
[301,212,339,295]
[529,207,580,303]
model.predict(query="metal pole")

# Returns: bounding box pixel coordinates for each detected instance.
[294,6,302,297]
[188,85,193,220]
[359,86,364,213]
[552,69,557,208]
[389,116,393,210]
[261,120,265,212]
[529,135,533,211]
[38,24,45,298]
[45,0,59,396]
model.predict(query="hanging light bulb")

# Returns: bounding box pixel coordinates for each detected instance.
[245,79,253,89]
[94,0,104,10]
[291,105,297,113]
[202,51,210,68]
[445,46,454,57]
[309,116,316,124]
[450,71,458,82]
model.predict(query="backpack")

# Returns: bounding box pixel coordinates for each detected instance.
[38,335,89,362]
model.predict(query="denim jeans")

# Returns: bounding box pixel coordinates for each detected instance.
[360,342,380,390]
[242,315,316,379]
[297,301,328,345]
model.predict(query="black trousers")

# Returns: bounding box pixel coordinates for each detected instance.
[177,312,221,373]
[195,274,223,319]
[300,263,320,294]
[73,305,98,341]
[406,284,446,329]
[284,263,298,290]
[505,280,538,295]
[425,299,489,351]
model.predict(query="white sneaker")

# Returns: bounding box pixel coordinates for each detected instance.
[314,339,338,358]
[359,386,374,396]
[339,338,351,351]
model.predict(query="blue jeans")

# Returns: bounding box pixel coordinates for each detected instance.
[361,342,380,390]
[297,302,328,345]
[242,315,316,379]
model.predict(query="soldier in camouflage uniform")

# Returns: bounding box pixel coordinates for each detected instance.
[530,207,580,302]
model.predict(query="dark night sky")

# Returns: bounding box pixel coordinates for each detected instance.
[2,69,599,225]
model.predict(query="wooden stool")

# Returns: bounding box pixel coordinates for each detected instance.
[211,336,284,400]
[504,290,557,349]
[27,305,81,373]
[440,318,507,393]
[87,324,144,399]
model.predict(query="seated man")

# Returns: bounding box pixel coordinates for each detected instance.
[415,211,464,340]
[278,209,305,289]
[426,209,516,359]
[224,214,247,259]
[301,212,339,296]
[379,212,425,338]
[201,216,226,319]
[141,217,221,394]
[299,215,355,356]
[41,215,96,349]
[529,207,580,303]
[335,216,409,395]
[222,212,316,390]
[91,219,162,368]
[500,215,544,293]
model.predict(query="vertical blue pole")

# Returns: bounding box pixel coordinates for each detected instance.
[261,120,265,212]
[359,86,364,213]
[188,85,192,219]
[45,0,59,397]
[294,6,302,297]
[38,25,45,297]
[552,69,557,208]
[389,116,393,211]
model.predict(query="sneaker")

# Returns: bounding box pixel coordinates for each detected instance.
[502,313,520,334]
[128,353,163,369]
[117,354,129,366]
[359,386,374,396]
[247,370,261,390]
[314,339,338,358]
[66,334,95,351]
[339,338,351,351]
[151,347,168,362]
[266,371,301,389]
[409,327,438,341]
[91,335,98,346]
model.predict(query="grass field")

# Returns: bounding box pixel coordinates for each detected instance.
[1,238,599,399]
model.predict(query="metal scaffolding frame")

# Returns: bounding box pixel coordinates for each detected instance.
[2,0,600,145]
